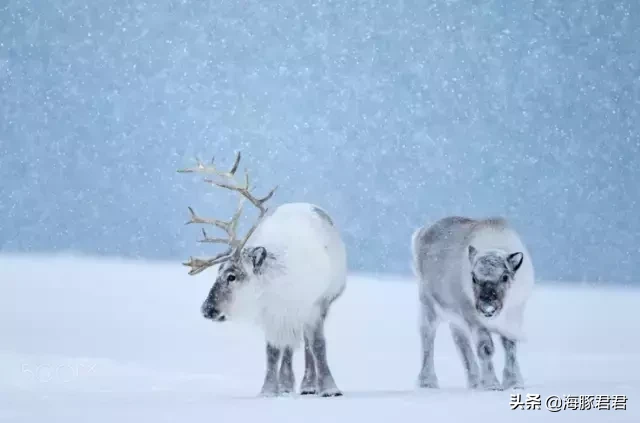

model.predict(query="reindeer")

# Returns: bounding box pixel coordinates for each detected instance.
[177,152,347,397]
[411,216,534,391]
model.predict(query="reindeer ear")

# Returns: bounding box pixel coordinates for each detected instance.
[249,246,268,273]
[507,252,524,272]
[468,245,478,264]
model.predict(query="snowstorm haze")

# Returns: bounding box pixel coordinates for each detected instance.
[1,0,638,284]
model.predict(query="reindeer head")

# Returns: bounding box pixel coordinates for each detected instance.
[200,246,270,321]
[178,151,277,322]
[468,245,524,318]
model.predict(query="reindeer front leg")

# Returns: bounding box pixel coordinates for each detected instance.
[260,343,281,396]
[474,328,501,390]
[501,336,524,389]
[450,325,480,389]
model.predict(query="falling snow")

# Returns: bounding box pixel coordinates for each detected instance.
[1,0,638,282]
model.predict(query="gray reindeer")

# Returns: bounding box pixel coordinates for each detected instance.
[178,152,347,397]
[412,216,534,391]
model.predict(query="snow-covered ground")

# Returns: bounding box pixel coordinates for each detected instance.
[1,254,637,422]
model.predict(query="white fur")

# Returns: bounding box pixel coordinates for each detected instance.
[465,224,534,340]
[228,202,347,348]
[412,217,534,341]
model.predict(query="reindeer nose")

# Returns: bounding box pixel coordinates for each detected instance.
[201,303,219,319]
[481,288,498,302]
[483,304,496,314]
[201,303,226,321]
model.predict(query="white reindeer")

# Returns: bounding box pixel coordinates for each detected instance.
[411,216,534,391]
[178,152,346,397]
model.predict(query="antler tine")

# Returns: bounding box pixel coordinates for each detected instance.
[183,190,247,272]
[177,151,242,178]
[228,151,241,176]
[185,204,244,240]
[182,251,234,275]
[204,169,278,214]
[204,167,278,253]
[198,228,232,244]
[228,193,246,238]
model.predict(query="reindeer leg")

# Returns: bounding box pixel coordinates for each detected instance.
[501,336,524,389]
[278,346,295,394]
[260,343,281,397]
[307,299,342,397]
[417,295,440,388]
[450,324,480,389]
[299,334,317,395]
[475,328,501,390]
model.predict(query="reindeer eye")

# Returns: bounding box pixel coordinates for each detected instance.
[226,274,236,282]
[501,274,509,283]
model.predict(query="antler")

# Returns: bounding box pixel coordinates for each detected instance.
[177,152,242,178]
[178,151,278,276]
[203,166,277,253]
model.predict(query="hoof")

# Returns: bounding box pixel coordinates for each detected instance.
[466,375,481,390]
[300,389,317,396]
[480,382,503,391]
[279,389,294,396]
[471,376,502,391]
[319,386,343,397]
[321,390,343,398]
[502,371,524,391]
[259,391,279,397]
[418,381,440,389]
[417,375,439,389]
[259,387,280,397]
[477,371,502,391]
[503,381,524,390]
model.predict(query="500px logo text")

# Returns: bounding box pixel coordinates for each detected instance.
[21,363,97,383]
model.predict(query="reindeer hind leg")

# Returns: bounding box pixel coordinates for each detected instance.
[417,295,440,389]
[299,334,317,395]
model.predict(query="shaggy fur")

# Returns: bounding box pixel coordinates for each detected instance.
[201,202,347,397]
[411,216,534,391]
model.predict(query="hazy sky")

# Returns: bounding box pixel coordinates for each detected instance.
[1,0,638,283]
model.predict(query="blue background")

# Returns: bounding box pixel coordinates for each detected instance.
[1,0,638,283]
